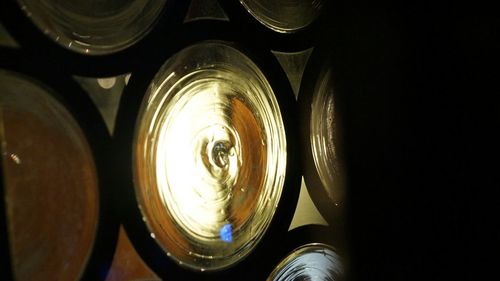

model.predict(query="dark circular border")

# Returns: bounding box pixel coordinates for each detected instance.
[218,0,332,52]
[112,20,301,280]
[0,48,120,280]
[0,0,190,76]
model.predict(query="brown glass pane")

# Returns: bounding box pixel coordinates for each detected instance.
[0,70,99,281]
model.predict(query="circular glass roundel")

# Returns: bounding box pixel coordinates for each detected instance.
[310,67,344,207]
[134,41,287,271]
[239,0,325,33]
[0,70,99,280]
[16,0,167,55]
[267,243,344,281]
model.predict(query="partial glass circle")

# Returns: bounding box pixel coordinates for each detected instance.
[267,243,344,281]
[239,0,325,33]
[310,66,345,207]
[16,0,167,55]
[134,41,287,271]
[0,70,99,280]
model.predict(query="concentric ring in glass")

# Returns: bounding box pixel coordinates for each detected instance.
[133,42,287,271]
[267,243,344,281]
[239,0,325,33]
[310,67,344,207]
[16,0,167,55]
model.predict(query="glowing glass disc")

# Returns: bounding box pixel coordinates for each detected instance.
[134,42,287,271]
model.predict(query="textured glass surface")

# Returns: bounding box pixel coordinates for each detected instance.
[134,42,287,271]
[267,243,343,281]
[16,0,167,54]
[239,0,324,33]
[310,68,344,206]
[0,70,99,280]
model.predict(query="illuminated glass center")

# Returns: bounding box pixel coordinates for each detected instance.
[134,42,287,271]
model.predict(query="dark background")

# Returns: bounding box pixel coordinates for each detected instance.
[330,2,495,281]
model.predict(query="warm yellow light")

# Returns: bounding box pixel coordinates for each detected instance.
[134,42,287,271]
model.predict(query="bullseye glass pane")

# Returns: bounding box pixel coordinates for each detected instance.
[310,68,344,206]
[239,0,325,33]
[0,70,99,281]
[16,0,167,54]
[134,42,287,271]
[267,243,343,281]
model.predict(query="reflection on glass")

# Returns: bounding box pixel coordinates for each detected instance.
[239,0,325,33]
[0,70,99,280]
[310,67,344,207]
[267,243,343,281]
[134,41,287,271]
[16,0,167,54]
